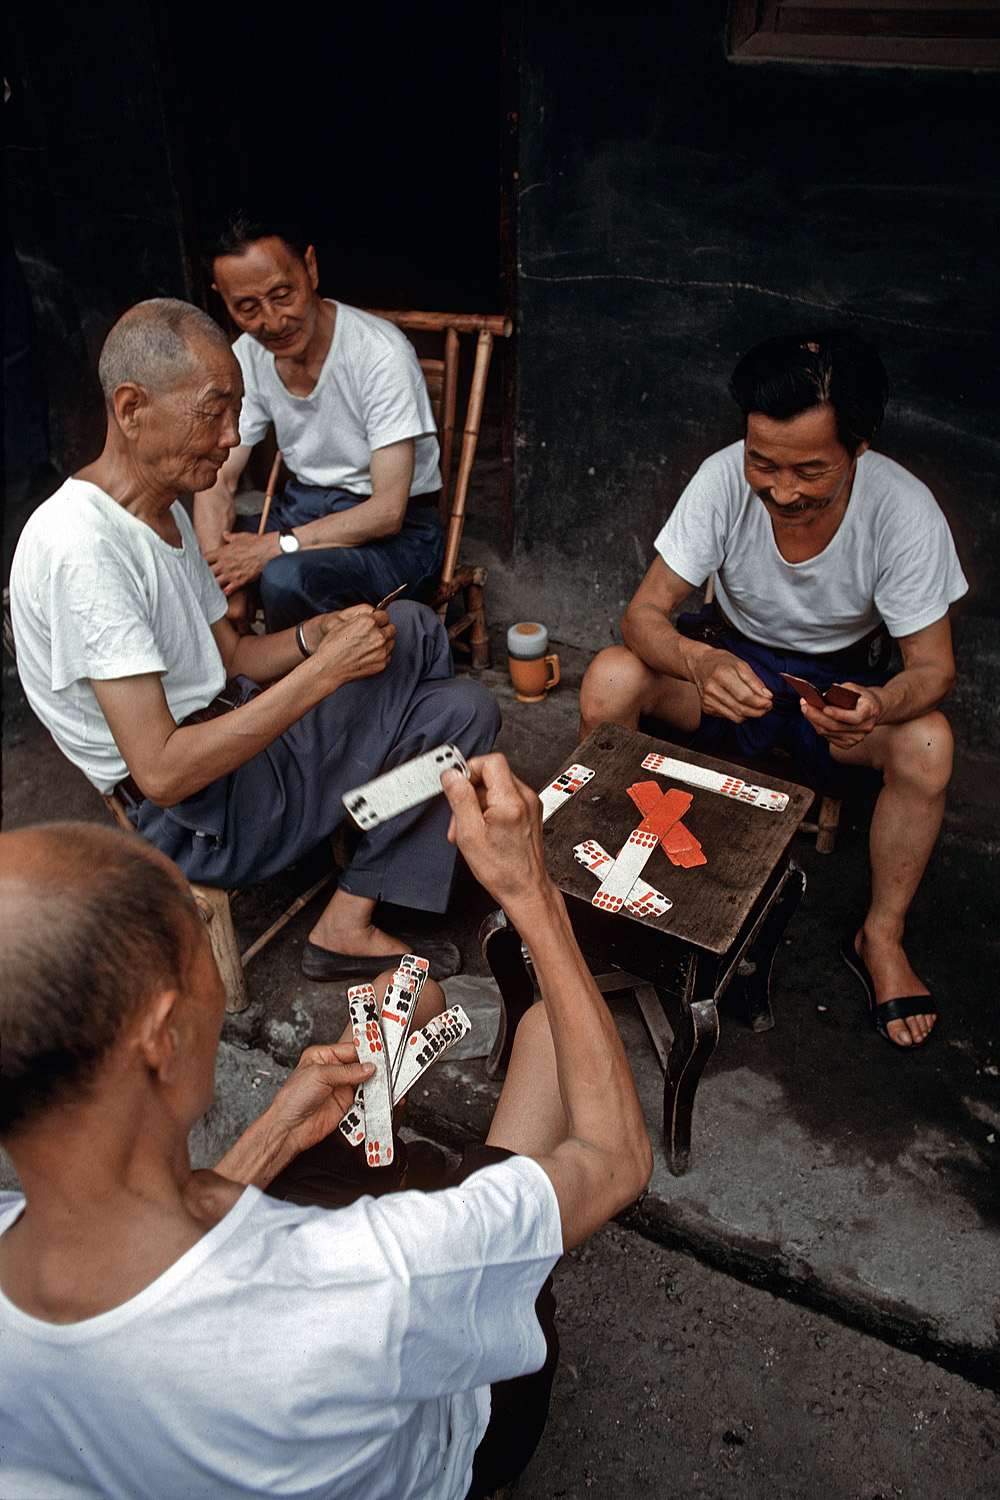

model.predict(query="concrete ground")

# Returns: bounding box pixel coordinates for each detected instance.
[3,446,999,1491]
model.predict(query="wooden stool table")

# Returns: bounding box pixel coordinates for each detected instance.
[481,723,814,1174]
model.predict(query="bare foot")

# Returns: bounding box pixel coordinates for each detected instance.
[855,926,937,1047]
[309,888,404,957]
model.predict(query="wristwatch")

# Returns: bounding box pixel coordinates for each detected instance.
[278,528,300,554]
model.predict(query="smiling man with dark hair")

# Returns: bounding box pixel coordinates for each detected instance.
[194,216,445,632]
[580,330,968,1050]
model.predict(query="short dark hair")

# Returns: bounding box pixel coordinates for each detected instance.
[0,825,200,1136]
[204,209,310,271]
[728,330,889,455]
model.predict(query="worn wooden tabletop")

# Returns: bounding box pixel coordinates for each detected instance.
[541,723,814,956]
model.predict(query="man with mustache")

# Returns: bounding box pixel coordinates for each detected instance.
[194,214,444,632]
[579,330,967,1050]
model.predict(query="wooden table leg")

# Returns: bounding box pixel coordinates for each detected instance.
[662,954,720,1176]
[480,908,535,1080]
[740,861,806,1033]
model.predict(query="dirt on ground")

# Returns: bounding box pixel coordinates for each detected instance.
[517,1222,1000,1500]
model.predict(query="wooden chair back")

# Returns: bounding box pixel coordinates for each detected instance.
[362,311,512,591]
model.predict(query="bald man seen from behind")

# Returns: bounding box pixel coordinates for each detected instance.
[8,298,500,982]
[0,757,652,1500]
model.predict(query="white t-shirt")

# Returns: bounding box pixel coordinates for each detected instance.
[235,302,442,496]
[9,479,229,793]
[0,1159,562,1500]
[654,442,968,653]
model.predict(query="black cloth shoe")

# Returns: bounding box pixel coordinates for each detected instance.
[301,935,461,983]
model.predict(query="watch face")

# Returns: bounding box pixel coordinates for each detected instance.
[279,530,300,553]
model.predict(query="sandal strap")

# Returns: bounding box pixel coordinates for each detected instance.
[876,994,933,1025]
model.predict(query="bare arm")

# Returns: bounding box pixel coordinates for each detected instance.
[205,439,415,596]
[801,615,957,751]
[89,606,395,805]
[442,756,652,1250]
[193,444,253,552]
[621,556,772,722]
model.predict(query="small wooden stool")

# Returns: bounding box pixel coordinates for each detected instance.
[481,724,813,1174]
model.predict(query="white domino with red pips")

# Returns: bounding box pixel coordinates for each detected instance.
[591,827,660,912]
[342,744,470,831]
[338,984,380,1146]
[538,764,595,822]
[573,840,672,918]
[392,1006,472,1103]
[380,954,429,1082]
[350,988,394,1168]
[641,753,788,812]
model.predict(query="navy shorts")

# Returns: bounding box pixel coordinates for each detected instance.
[674,604,893,799]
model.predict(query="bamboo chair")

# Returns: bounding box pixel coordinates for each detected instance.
[703,573,841,852]
[364,310,513,668]
[101,789,332,1013]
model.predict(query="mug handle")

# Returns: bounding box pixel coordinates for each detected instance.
[545,653,561,690]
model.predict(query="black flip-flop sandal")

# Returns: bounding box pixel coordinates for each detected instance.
[838,934,936,1046]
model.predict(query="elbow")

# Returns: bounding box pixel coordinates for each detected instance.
[609,1129,654,1215]
[620,603,639,652]
[375,508,406,538]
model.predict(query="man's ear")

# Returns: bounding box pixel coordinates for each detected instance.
[304,245,319,291]
[854,439,870,459]
[113,382,148,440]
[135,987,183,1082]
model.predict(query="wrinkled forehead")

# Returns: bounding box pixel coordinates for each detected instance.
[212,236,309,297]
[159,335,243,404]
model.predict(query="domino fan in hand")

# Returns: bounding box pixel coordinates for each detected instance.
[641,752,788,812]
[780,673,860,712]
[342,744,470,831]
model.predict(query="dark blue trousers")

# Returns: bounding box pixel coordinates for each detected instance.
[237,481,445,631]
[134,604,500,911]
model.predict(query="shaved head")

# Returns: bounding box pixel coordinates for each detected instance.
[0,825,201,1136]
[98,298,232,411]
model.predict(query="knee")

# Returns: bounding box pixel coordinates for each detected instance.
[884,711,953,794]
[579,646,648,726]
[445,677,502,750]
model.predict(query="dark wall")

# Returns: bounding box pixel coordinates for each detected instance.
[4,1,503,481]
[5,2,191,473]
[513,4,999,697]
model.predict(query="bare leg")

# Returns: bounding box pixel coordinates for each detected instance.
[579,645,701,742]
[832,712,952,1046]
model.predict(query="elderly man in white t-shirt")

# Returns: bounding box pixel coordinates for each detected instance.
[193,215,444,632]
[0,756,652,1500]
[580,330,968,1051]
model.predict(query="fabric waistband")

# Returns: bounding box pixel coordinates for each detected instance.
[114,678,259,809]
[710,602,892,674]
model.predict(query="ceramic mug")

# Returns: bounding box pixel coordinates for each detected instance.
[507,622,560,703]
